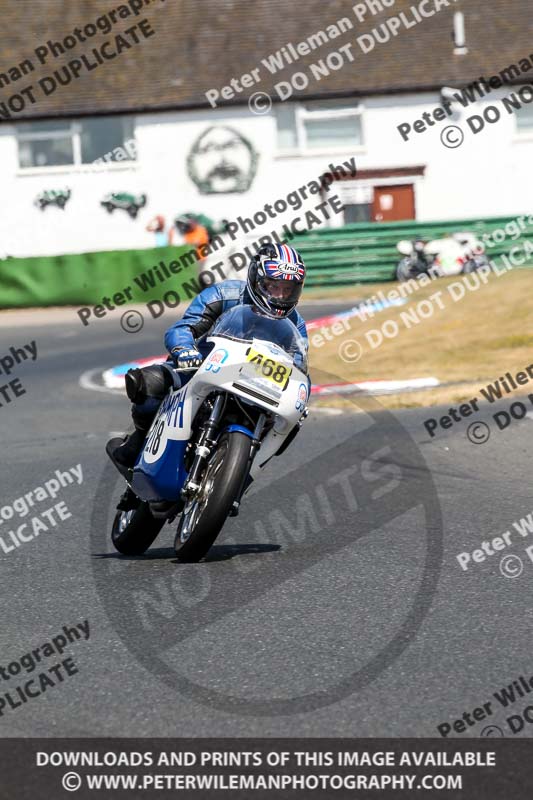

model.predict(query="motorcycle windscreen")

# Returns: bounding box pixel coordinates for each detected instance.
[209,305,307,370]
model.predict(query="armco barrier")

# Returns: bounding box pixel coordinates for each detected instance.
[292,215,533,286]
[0,216,532,307]
[0,245,195,309]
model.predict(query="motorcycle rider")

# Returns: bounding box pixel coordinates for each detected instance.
[109,243,309,473]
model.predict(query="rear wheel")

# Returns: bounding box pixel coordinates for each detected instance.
[112,502,165,555]
[174,432,251,562]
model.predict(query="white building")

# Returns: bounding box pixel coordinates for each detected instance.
[0,0,532,258]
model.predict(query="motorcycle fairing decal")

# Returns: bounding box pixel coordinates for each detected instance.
[295,382,308,412]
[204,347,229,374]
[142,384,192,466]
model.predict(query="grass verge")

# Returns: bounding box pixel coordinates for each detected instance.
[309,269,533,410]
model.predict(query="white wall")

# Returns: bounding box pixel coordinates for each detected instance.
[1,89,532,258]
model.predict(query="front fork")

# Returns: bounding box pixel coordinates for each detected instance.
[181,393,225,498]
[231,413,267,514]
[181,391,266,508]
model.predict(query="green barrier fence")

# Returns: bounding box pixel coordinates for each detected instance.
[0,245,197,309]
[0,216,531,307]
[292,215,533,286]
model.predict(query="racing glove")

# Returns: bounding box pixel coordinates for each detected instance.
[170,347,203,370]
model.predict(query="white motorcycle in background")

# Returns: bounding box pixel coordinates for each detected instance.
[396,232,489,282]
[109,305,309,562]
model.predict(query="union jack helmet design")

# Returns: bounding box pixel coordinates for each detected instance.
[247,243,306,319]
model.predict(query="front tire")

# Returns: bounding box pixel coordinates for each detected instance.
[174,432,251,562]
[112,502,165,555]
[463,256,489,274]
[396,257,416,282]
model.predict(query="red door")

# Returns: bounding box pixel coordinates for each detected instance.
[372,184,415,222]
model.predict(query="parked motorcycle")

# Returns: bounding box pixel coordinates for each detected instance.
[107,305,309,562]
[396,232,489,282]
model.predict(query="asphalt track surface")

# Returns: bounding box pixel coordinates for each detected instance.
[1,300,532,738]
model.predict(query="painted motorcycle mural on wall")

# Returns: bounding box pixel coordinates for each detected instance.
[34,188,71,210]
[101,192,147,219]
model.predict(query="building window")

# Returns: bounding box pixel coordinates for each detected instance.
[516,103,533,132]
[16,117,135,169]
[275,99,363,153]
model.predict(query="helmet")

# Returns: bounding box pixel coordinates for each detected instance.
[175,214,196,234]
[247,243,306,319]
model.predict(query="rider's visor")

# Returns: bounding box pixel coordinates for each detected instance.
[260,276,303,307]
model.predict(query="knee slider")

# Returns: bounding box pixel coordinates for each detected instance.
[143,364,174,397]
[125,368,146,403]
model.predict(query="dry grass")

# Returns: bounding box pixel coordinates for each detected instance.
[309,269,533,410]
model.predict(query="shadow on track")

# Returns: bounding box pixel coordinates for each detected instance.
[92,543,281,562]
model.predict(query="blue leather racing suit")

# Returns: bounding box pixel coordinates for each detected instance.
[165,280,308,357]
[130,280,308,430]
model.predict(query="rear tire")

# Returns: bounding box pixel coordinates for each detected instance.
[112,502,165,555]
[174,432,251,562]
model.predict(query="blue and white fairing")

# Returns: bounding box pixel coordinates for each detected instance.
[131,306,309,503]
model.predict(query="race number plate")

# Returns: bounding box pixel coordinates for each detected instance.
[241,345,292,392]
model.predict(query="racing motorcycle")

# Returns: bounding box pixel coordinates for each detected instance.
[107,305,309,562]
[396,232,489,282]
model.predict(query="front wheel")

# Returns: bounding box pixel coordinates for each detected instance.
[112,502,165,555]
[174,431,251,562]
[463,256,489,274]
[396,257,417,282]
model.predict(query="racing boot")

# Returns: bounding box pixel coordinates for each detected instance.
[113,427,147,469]
[106,418,151,479]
